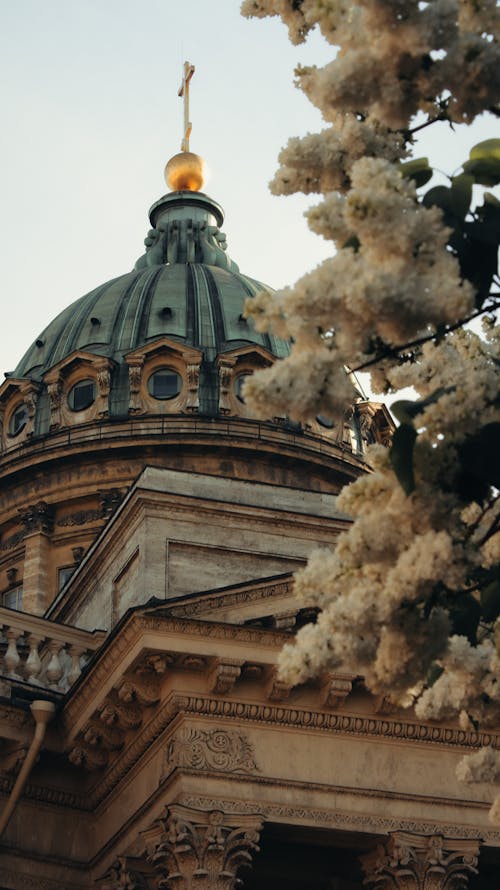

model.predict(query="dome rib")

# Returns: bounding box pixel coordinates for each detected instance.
[186,264,198,345]
[12,190,290,383]
[204,265,226,349]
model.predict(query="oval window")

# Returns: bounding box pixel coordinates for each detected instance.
[148,368,182,401]
[9,403,29,437]
[68,379,96,412]
[235,374,250,404]
[317,415,334,429]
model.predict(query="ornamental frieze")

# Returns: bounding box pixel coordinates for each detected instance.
[179,794,500,845]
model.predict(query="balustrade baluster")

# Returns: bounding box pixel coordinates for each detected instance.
[4,628,22,679]
[0,610,103,695]
[46,640,64,690]
[25,634,44,685]
[67,645,85,687]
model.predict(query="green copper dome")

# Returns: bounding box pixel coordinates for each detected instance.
[13,190,289,382]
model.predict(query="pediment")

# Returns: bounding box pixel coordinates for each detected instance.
[0,376,41,405]
[124,336,203,366]
[144,571,303,627]
[216,344,275,368]
[43,349,115,383]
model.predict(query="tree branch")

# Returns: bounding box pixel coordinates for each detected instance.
[351,300,500,373]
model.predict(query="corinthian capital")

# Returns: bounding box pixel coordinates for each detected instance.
[361,831,479,890]
[142,805,263,889]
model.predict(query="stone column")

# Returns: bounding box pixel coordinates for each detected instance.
[361,831,479,890]
[142,805,263,889]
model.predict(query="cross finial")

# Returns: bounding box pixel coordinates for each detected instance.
[178,61,195,152]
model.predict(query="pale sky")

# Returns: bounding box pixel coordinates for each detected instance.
[0,0,495,379]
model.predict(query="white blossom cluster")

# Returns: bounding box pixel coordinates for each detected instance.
[269,118,407,197]
[245,157,474,419]
[278,418,489,691]
[242,0,500,821]
[242,0,500,125]
[456,746,500,823]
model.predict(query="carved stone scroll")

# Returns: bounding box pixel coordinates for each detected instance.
[96,362,111,416]
[127,358,144,414]
[217,357,236,415]
[265,667,292,702]
[98,856,151,889]
[116,672,161,707]
[184,361,201,413]
[320,674,354,710]
[163,728,258,778]
[143,805,263,890]
[361,831,480,889]
[207,658,242,694]
[47,379,62,429]
[68,743,108,770]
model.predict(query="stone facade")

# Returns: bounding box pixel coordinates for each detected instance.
[0,181,495,888]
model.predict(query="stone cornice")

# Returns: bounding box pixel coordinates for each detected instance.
[10,687,499,814]
[62,613,500,757]
[0,414,367,481]
[160,577,293,619]
[61,615,293,731]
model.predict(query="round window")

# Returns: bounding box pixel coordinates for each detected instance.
[9,403,29,437]
[235,374,250,403]
[68,379,96,412]
[148,368,182,401]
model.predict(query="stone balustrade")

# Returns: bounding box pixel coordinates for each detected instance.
[0,606,105,695]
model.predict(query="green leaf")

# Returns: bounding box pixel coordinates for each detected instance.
[450,174,473,221]
[391,388,451,426]
[472,194,500,243]
[390,401,418,425]
[400,157,433,188]
[459,423,500,490]
[449,594,481,644]
[423,185,453,213]
[426,662,444,686]
[470,139,500,161]
[342,235,360,252]
[462,157,500,187]
[484,192,500,208]
[457,233,498,306]
[480,573,500,623]
[389,424,417,495]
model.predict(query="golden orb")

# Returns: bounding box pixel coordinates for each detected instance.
[165,151,204,192]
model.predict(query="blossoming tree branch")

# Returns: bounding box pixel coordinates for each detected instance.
[241,0,500,817]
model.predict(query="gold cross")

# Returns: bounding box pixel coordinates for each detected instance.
[178,61,195,152]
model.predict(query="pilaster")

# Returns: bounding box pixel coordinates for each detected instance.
[19,501,55,614]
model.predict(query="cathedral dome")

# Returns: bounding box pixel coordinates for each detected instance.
[13,190,289,382]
